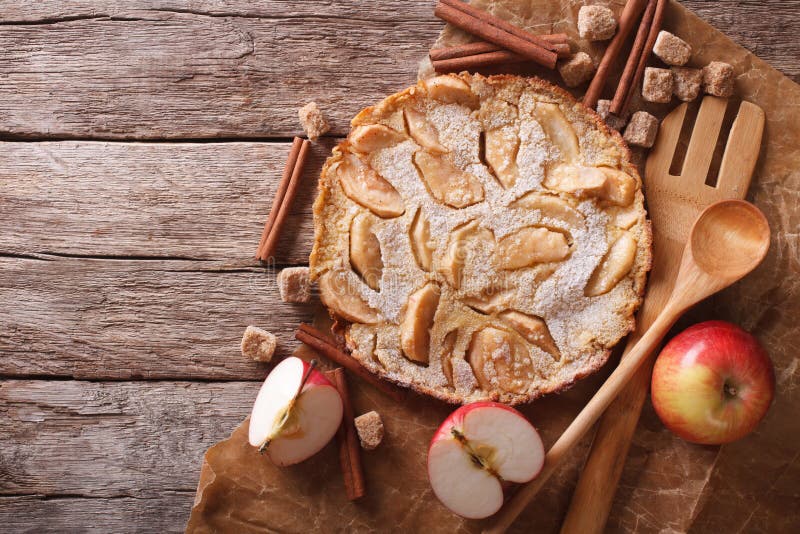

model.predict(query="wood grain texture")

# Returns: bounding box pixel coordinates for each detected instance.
[0,3,439,140]
[2,0,799,530]
[0,494,192,534]
[0,380,255,531]
[0,1,797,140]
[0,256,316,379]
[0,140,331,263]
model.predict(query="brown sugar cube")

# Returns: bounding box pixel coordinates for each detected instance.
[277,267,311,303]
[672,67,703,102]
[298,102,330,140]
[354,411,384,450]
[578,6,618,41]
[703,61,735,98]
[596,99,629,131]
[652,31,692,66]
[642,67,673,104]
[623,111,660,148]
[558,52,596,88]
[241,326,277,362]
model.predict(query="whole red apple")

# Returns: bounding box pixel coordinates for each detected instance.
[651,320,774,445]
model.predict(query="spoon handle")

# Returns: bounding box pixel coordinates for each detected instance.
[485,306,680,534]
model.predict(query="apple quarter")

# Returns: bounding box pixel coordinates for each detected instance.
[248,357,343,466]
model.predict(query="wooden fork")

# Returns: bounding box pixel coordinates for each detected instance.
[559,96,766,534]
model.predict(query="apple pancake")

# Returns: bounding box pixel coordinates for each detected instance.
[310,73,652,405]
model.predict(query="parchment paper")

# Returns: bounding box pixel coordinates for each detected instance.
[188,1,800,532]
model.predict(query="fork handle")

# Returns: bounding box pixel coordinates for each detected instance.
[484,307,679,534]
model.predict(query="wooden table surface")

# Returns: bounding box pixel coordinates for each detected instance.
[1,1,797,532]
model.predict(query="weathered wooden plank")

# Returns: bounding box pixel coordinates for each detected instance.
[0,256,318,379]
[0,380,254,531]
[0,1,435,22]
[0,140,329,263]
[0,5,440,139]
[0,0,433,23]
[0,1,797,141]
[0,493,193,534]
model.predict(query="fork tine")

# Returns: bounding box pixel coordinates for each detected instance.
[680,96,728,181]
[716,101,765,198]
[645,102,687,181]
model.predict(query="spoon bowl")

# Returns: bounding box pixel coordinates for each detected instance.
[690,199,770,280]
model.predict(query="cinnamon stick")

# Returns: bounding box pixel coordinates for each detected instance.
[296,324,407,403]
[256,137,310,261]
[620,0,668,114]
[434,1,557,69]
[610,0,658,115]
[255,137,301,260]
[583,0,649,109]
[327,368,365,501]
[429,34,569,62]
[430,39,570,73]
[433,50,527,73]
[440,0,558,52]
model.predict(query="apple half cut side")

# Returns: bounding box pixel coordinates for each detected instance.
[248,357,343,467]
[427,402,545,519]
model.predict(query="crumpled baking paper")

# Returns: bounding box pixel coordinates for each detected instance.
[188,1,800,531]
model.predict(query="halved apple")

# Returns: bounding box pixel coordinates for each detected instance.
[427,402,545,519]
[248,357,343,467]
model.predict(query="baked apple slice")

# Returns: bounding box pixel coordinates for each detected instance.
[400,282,441,364]
[585,231,638,296]
[349,212,383,290]
[494,226,570,269]
[318,270,381,324]
[414,151,485,209]
[337,152,405,218]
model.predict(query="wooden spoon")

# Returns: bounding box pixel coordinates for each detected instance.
[485,199,770,533]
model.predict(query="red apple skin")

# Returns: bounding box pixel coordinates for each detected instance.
[651,321,775,445]
[429,401,528,445]
[299,359,336,389]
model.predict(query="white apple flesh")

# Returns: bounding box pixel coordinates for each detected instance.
[248,357,343,466]
[651,320,775,445]
[427,402,545,519]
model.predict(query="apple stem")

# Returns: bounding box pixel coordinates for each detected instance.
[451,428,503,481]
[724,380,738,398]
[258,359,319,453]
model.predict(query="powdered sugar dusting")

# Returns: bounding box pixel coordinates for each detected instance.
[315,74,649,404]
